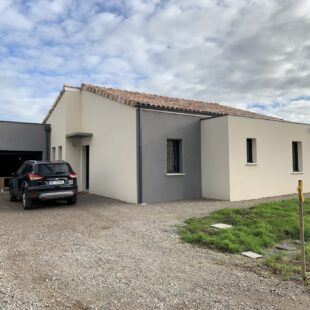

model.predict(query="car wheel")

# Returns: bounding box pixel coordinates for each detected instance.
[67,194,77,205]
[9,187,17,202]
[22,190,32,210]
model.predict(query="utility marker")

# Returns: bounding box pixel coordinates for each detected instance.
[210,223,232,229]
[241,251,263,259]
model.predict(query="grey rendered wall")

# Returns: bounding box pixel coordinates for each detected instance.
[140,109,203,203]
[201,116,230,200]
[0,121,49,159]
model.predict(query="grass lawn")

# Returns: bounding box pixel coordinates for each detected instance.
[179,198,310,280]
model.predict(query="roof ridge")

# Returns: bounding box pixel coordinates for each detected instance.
[82,83,221,105]
[81,83,281,121]
[43,83,282,124]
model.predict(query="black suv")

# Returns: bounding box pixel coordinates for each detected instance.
[9,160,78,209]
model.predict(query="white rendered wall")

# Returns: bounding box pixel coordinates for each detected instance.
[228,116,310,200]
[64,90,82,184]
[46,88,137,203]
[201,115,310,201]
[47,94,67,163]
[80,91,137,203]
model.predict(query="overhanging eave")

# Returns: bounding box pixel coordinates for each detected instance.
[66,132,93,139]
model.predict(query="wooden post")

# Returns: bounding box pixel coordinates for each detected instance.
[297,180,306,280]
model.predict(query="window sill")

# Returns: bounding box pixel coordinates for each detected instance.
[291,171,304,174]
[166,173,186,176]
[245,163,258,166]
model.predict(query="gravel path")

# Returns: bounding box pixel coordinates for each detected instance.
[0,193,309,310]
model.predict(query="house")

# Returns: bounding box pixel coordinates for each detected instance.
[43,84,310,203]
[0,121,50,189]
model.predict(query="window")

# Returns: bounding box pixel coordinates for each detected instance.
[37,163,71,176]
[167,139,182,173]
[58,146,62,160]
[292,141,303,172]
[246,138,257,163]
[51,147,56,161]
[19,164,33,176]
[23,165,33,175]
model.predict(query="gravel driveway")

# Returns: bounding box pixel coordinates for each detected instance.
[0,193,309,310]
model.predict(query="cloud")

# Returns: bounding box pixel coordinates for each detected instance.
[0,1,33,30]
[248,97,310,123]
[0,0,309,123]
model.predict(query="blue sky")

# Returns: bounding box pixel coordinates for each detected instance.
[0,0,310,123]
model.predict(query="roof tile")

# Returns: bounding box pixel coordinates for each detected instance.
[81,84,280,121]
[43,83,281,123]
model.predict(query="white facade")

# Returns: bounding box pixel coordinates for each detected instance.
[46,87,137,203]
[46,86,310,203]
[201,115,310,201]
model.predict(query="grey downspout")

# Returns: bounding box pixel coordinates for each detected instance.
[45,124,51,160]
[136,107,142,204]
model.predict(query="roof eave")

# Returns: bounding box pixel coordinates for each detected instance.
[137,102,226,117]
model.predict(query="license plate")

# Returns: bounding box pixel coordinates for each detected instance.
[49,180,64,185]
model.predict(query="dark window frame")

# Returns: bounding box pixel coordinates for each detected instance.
[58,146,62,160]
[292,141,300,172]
[167,139,183,173]
[246,138,257,164]
[51,147,56,161]
[246,138,254,163]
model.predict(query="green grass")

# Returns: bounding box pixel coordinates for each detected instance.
[306,243,310,258]
[179,199,310,254]
[179,198,310,281]
[265,253,302,280]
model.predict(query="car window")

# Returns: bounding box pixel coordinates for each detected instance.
[17,163,26,175]
[37,163,71,176]
[24,165,33,174]
[21,164,33,175]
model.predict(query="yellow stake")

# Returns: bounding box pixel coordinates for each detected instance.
[297,180,306,281]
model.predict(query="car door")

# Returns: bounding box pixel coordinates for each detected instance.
[11,163,26,197]
[17,164,33,195]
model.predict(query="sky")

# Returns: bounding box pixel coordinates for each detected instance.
[0,0,310,123]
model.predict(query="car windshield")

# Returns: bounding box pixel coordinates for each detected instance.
[37,163,70,176]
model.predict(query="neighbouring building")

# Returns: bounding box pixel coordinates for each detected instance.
[0,121,50,188]
[43,84,310,203]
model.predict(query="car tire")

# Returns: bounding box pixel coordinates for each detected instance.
[22,190,32,210]
[67,194,77,205]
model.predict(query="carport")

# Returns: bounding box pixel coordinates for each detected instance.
[0,150,43,187]
[0,121,50,189]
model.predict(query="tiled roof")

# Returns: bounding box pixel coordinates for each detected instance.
[43,83,280,123]
[81,84,280,120]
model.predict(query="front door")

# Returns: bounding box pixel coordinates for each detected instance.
[85,145,89,190]
[82,145,90,190]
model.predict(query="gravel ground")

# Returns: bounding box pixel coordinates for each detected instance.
[0,192,309,310]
